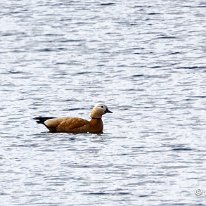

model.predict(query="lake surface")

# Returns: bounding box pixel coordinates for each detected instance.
[0,0,206,205]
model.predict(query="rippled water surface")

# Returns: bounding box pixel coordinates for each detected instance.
[1,0,206,205]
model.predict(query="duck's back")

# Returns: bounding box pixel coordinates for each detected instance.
[45,117,89,133]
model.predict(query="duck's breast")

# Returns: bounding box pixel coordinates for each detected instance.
[89,119,103,133]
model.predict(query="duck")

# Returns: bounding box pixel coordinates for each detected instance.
[34,103,112,134]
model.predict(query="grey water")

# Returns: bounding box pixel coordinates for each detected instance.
[0,0,206,205]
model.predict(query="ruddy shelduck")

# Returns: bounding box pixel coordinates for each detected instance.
[34,103,112,134]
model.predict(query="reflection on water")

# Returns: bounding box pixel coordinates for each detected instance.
[0,0,206,205]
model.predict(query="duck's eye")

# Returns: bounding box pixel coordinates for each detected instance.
[101,106,104,108]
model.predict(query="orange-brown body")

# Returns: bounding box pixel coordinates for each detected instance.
[34,103,112,134]
[45,117,103,134]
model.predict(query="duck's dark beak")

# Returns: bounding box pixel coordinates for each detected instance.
[105,108,112,113]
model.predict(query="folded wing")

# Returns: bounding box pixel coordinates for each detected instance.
[45,117,89,133]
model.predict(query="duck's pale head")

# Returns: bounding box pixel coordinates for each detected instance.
[90,103,112,119]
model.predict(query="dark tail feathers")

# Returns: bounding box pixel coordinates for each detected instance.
[34,116,55,124]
